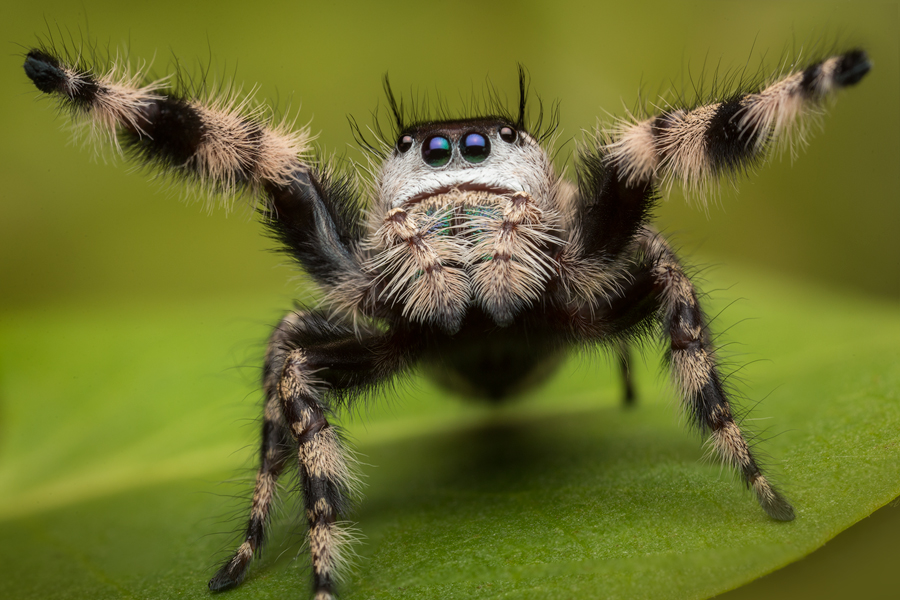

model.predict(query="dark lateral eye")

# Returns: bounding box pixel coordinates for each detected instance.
[461,132,490,163]
[499,126,517,143]
[397,134,414,153]
[422,135,452,167]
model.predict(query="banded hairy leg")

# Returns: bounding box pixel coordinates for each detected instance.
[604,50,871,194]
[210,311,418,598]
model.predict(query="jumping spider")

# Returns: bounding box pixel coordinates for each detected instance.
[24,44,870,599]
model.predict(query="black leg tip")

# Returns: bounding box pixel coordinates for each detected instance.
[208,567,245,592]
[24,50,66,95]
[761,494,796,522]
[622,385,637,407]
[835,49,872,88]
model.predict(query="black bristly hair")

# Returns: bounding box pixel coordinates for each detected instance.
[378,67,559,142]
[262,160,366,287]
[575,143,659,263]
[516,63,527,129]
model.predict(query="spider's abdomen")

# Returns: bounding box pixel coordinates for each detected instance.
[367,188,563,332]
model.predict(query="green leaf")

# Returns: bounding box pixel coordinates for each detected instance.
[0,263,897,600]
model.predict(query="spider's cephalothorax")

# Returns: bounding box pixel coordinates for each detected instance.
[24,45,870,599]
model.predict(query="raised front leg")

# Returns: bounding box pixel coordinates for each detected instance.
[209,311,418,597]
[23,48,365,289]
[559,50,870,313]
[605,50,871,193]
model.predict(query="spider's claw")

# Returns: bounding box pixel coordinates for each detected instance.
[24,51,67,95]
[834,49,871,87]
[751,473,796,521]
[208,569,244,592]
[758,490,796,522]
[208,543,252,591]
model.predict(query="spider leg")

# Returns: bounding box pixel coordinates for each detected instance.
[562,52,871,320]
[23,48,366,291]
[558,229,793,520]
[208,312,300,591]
[616,341,637,406]
[637,230,794,520]
[605,50,871,193]
[209,311,417,597]
[563,51,872,296]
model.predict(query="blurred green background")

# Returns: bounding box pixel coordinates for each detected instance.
[1,1,898,599]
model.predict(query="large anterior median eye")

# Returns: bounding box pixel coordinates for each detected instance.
[422,135,452,167]
[461,132,490,163]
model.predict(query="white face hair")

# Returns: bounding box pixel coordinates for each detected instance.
[376,119,555,209]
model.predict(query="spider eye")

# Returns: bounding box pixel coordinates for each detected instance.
[397,134,414,153]
[422,135,452,167]
[499,126,517,143]
[461,132,490,163]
